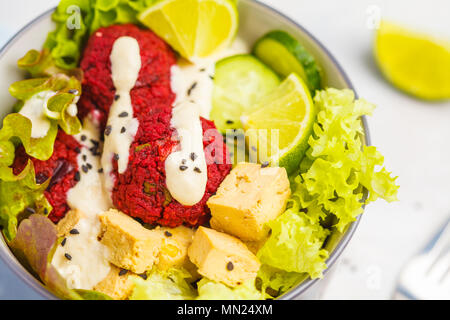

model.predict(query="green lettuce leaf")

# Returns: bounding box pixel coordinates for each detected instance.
[17,48,83,79]
[300,88,399,231]
[130,268,196,300]
[0,166,52,242]
[44,0,159,69]
[196,278,265,300]
[1,73,82,163]
[257,265,306,298]
[257,202,330,279]
[9,214,112,300]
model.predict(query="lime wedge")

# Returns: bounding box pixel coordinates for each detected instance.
[375,21,450,100]
[138,0,238,60]
[243,73,316,173]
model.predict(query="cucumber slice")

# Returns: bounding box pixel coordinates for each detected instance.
[211,54,280,133]
[253,30,322,93]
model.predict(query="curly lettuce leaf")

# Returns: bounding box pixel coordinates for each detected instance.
[257,201,330,279]
[0,167,52,242]
[1,73,82,163]
[299,88,399,231]
[0,113,58,162]
[44,0,159,69]
[130,268,196,300]
[257,265,306,298]
[17,48,83,79]
[196,278,265,300]
[9,214,112,300]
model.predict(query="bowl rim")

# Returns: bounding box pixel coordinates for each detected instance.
[0,0,369,300]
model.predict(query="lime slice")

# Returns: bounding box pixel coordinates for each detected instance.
[253,30,322,94]
[211,54,280,133]
[243,73,316,174]
[138,0,238,60]
[375,21,450,100]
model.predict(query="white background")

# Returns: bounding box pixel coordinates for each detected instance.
[0,0,449,299]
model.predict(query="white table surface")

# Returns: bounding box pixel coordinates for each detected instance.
[0,0,449,300]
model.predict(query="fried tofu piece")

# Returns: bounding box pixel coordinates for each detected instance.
[243,236,269,255]
[98,209,163,274]
[156,226,195,271]
[207,163,291,241]
[93,265,138,300]
[188,227,260,287]
[56,210,83,237]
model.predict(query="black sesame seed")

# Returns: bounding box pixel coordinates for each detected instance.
[44,208,48,215]
[75,147,81,154]
[90,139,99,146]
[209,75,215,80]
[121,127,126,134]
[164,231,172,237]
[69,229,80,235]
[138,273,148,280]
[119,269,128,276]
[74,171,81,181]
[226,262,234,271]
[98,168,104,174]
[194,167,202,174]
[61,238,67,247]
[179,165,188,171]
[261,161,270,168]
[199,68,206,72]
[114,94,120,101]
[187,82,198,96]
[82,155,87,162]
[81,165,89,173]
[80,135,87,141]
[226,120,234,125]
[114,153,120,161]
[64,253,72,261]
[118,112,128,118]
[104,126,112,136]
[181,159,187,165]
[25,207,36,214]
[68,89,79,95]
[87,163,92,170]
[190,152,197,161]
[251,146,257,152]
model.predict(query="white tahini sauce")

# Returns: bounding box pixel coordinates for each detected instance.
[170,37,249,119]
[101,36,140,194]
[51,117,112,290]
[166,38,249,206]
[19,90,55,138]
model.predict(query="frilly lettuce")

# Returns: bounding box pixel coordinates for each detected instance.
[130,268,196,300]
[44,0,158,69]
[257,265,306,298]
[258,88,398,288]
[300,88,399,231]
[1,72,82,163]
[17,48,83,79]
[0,166,52,242]
[196,278,265,300]
[257,201,330,279]
[9,214,112,300]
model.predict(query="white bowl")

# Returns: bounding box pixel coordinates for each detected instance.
[0,0,367,300]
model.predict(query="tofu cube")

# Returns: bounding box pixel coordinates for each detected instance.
[156,226,195,271]
[98,209,163,274]
[56,210,84,238]
[93,265,138,300]
[188,227,260,287]
[207,163,291,241]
